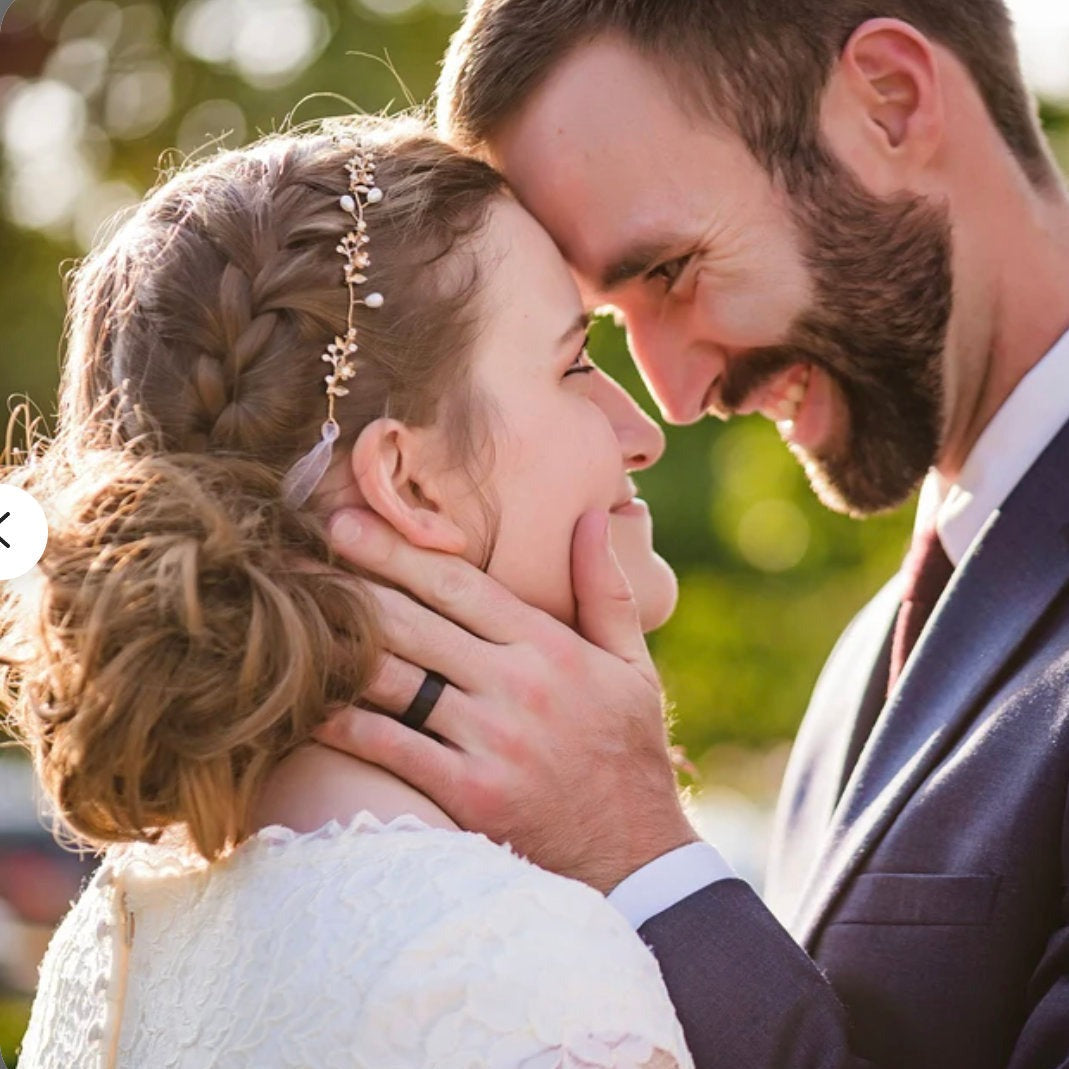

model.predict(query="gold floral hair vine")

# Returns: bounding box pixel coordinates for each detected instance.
[280,142,386,510]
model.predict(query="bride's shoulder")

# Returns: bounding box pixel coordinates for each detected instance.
[104,818,692,1067]
[343,824,694,1069]
[234,809,639,959]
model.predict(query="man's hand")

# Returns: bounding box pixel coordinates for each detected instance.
[314,506,699,893]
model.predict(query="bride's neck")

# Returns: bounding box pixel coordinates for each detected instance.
[248,740,458,836]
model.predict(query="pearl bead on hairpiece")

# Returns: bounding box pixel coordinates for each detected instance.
[280,142,386,510]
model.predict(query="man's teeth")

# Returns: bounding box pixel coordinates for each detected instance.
[771,368,810,425]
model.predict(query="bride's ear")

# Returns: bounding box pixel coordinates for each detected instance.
[348,418,468,554]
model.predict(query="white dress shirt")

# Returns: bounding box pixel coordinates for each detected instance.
[607,325,1069,930]
[915,326,1069,564]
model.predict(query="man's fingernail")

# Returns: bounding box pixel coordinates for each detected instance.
[330,514,362,545]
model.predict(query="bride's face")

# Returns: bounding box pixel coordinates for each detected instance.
[446,197,678,631]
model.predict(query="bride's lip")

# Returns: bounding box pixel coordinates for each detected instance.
[610,484,649,517]
[611,481,632,508]
[610,498,649,518]
[610,481,639,512]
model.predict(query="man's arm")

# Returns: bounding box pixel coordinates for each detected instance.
[315,506,1069,1069]
[607,842,736,929]
[311,508,846,1058]
[639,879,878,1069]
[313,507,886,1067]
[315,506,698,892]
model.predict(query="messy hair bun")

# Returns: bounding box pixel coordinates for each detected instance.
[0,115,504,860]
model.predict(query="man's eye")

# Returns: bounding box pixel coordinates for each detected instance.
[647,255,692,290]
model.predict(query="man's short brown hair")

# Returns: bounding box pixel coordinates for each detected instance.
[438,0,1057,191]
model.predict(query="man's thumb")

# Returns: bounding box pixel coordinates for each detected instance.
[572,509,649,668]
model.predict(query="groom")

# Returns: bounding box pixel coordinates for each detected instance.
[318,2,1069,1066]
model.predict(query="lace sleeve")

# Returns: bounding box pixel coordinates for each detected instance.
[354,850,695,1069]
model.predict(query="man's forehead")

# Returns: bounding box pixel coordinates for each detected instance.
[492,139,678,291]
[499,37,690,150]
[490,53,738,291]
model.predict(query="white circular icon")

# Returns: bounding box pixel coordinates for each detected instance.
[0,484,49,581]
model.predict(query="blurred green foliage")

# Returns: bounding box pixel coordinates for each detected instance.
[0,0,1067,771]
[0,996,29,1065]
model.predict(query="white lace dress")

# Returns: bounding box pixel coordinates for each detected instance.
[18,812,694,1069]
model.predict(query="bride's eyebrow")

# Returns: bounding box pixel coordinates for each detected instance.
[557,312,591,347]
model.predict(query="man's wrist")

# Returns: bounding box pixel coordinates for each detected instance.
[608,827,703,895]
[606,841,736,929]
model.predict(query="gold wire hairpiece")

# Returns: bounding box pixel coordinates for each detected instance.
[280,140,385,509]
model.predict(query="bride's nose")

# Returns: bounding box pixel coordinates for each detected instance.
[595,374,666,472]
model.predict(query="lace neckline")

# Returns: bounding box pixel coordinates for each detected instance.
[250,808,437,847]
[106,809,443,881]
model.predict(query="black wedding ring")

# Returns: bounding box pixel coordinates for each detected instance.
[400,670,447,732]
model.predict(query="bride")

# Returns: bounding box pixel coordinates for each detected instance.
[4,113,692,1068]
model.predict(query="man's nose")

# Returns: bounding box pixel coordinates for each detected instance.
[624,315,722,426]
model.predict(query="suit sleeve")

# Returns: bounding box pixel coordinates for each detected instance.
[639,879,879,1069]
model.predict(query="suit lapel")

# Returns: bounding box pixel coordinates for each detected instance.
[834,618,894,806]
[766,579,898,929]
[793,418,1069,949]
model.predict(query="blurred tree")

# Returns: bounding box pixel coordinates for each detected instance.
[0,0,1067,768]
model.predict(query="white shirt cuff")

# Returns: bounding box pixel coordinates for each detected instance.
[606,841,736,930]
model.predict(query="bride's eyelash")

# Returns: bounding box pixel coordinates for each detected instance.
[564,332,595,377]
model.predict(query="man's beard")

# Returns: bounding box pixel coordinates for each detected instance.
[717,156,954,517]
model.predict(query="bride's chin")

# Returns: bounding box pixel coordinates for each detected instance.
[634,555,679,633]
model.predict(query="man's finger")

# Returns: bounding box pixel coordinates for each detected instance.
[367,585,493,692]
[329,508,560,645]
[572,509,653,673]
[313,706,465,807]
[363,652,462,739]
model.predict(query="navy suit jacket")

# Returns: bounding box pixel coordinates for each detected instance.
[640,414,1069,1068]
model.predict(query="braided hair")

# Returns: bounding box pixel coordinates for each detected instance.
[0,114,504,860]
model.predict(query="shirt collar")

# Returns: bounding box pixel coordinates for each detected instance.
[915,324,1069,566]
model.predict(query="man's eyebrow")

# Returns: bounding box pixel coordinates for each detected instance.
[557,311,591,346]
[599,240,679,292]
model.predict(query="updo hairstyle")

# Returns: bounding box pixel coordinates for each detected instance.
[0,114,505,860]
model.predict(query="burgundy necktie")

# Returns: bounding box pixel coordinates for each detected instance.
[887,526,954,695]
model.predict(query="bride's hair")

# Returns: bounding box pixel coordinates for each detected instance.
[0,114,504,861]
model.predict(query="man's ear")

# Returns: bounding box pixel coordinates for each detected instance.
[819,18,945,193]
[348,418,468,554]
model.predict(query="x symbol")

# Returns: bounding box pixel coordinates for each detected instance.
[0,511,9,550]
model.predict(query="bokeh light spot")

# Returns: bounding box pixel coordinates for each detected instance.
[233,0,330,88]
[175,0,329,88]
[73,179,141,252]
[103,62,173,140]
[358,0,425,19]
[57,0,124,50]
[173,0,235,64]
[736,499,811,573]
[176,99,248,157]
[43,38,110,99]
[2,79,87,159]
[5,147,94,232]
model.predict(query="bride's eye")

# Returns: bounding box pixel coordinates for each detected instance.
[564,334,596,378]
